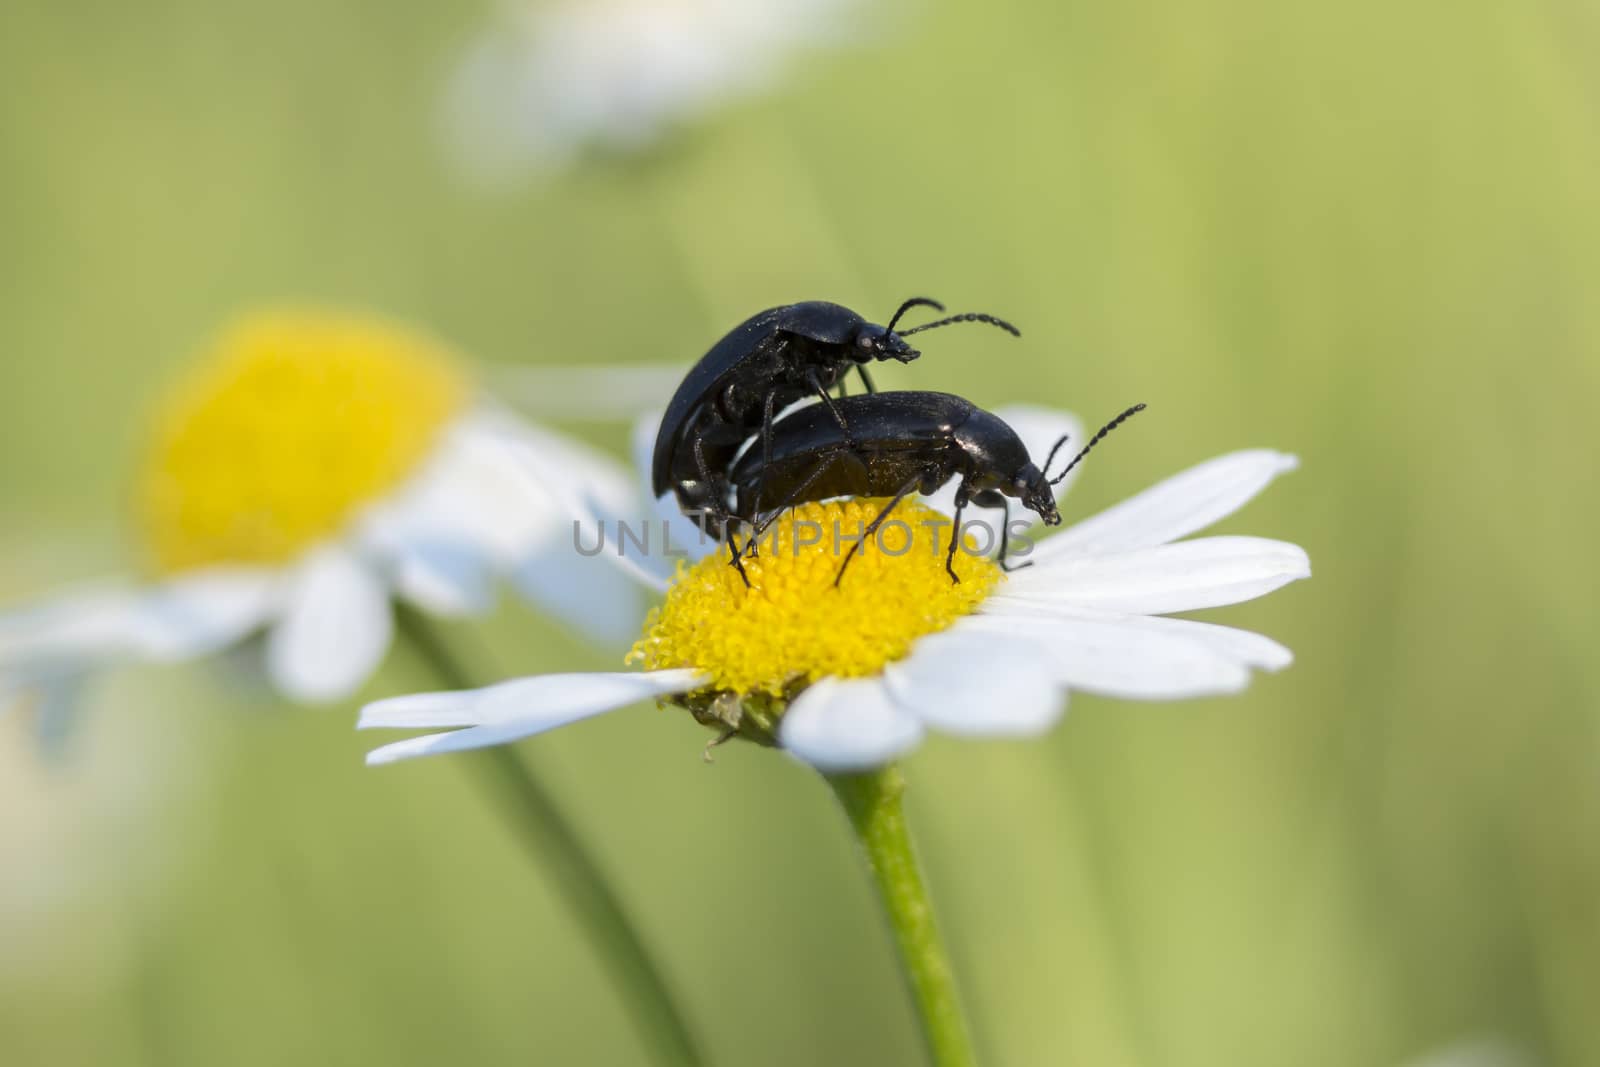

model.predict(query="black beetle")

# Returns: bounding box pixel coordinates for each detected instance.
[650,299,1020,553]
[727,391,1146,584]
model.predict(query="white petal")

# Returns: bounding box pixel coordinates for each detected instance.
[392,540,496,617]
[998,536,1310,615]
[960,613,1252,700]
[130,568,280,660]
[363,406,636,570]
[362,668,701,728]
[481,410,675,602]
[457,410,688,614]
[267,546,393,703]
[367,410,669,615]
[362,669,704,765]
[0,582,144,666]
[358,689,484,729]
[778,676,924,772]
[1035,450,1299,560]
[884,631,1065,736]
[386,414,567,564]
[480,407,638,524]
[982,603,1293,672]
[513,544,643,643]
[632,409,719,567]
[630,409,663,496]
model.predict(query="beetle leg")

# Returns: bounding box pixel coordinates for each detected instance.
[747,388,782,546]
[806,367,856,447]
[834,470,928,588]
[748,448,849,542]
[856,364,877,395]
[944,484,970,584]
[995,497,1035,573]
[967,489,1033,573]
[694,434,749,587]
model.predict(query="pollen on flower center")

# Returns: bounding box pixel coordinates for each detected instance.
[629,499,1002,699]
[138,311,468,573]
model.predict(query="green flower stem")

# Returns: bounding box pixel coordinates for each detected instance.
[827,766,978,1067]
[394,607,704,1067]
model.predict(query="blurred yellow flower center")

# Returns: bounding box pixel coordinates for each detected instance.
[629,499,1001,697]
[138,312,468,573]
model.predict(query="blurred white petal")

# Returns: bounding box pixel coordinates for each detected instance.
[363,405,649,633]
[0,583,144,667]
[267,546,392,703]
[364,411,564,565]
[481,407,639,525]
[632,409,719,570]
[514,543,644,643]
[442,0,875,181]
[391,540,497,617]
[130,568,279,660]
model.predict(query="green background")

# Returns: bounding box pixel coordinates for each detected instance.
[2,1,1597,1064]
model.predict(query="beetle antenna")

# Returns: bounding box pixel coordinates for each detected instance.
[899,312,1022,338]
[1048,404,1147,485]
[1041,433,1071,476]
[884,296,945,335]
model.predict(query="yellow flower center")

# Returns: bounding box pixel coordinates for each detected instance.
[137,311,469,573]
[629,498,1002,699]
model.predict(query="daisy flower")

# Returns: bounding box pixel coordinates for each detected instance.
[443,0,874,180]
[0,310,641,726]
[359,406,1310,771]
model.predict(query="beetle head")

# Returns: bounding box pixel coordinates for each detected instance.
[1011,463,1063,526]
[851,323,920,364]
[850,296,948,365]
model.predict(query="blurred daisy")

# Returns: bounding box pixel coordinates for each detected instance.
[0,311,639,728]
[361,407,1309,771]
[444,0,872,179]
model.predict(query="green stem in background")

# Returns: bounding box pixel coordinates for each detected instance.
[827,766,978,1067]
[394,607,704,1067]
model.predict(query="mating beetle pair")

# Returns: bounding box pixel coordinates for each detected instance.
[650,299,1017,535]
[651,298,1143,585]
